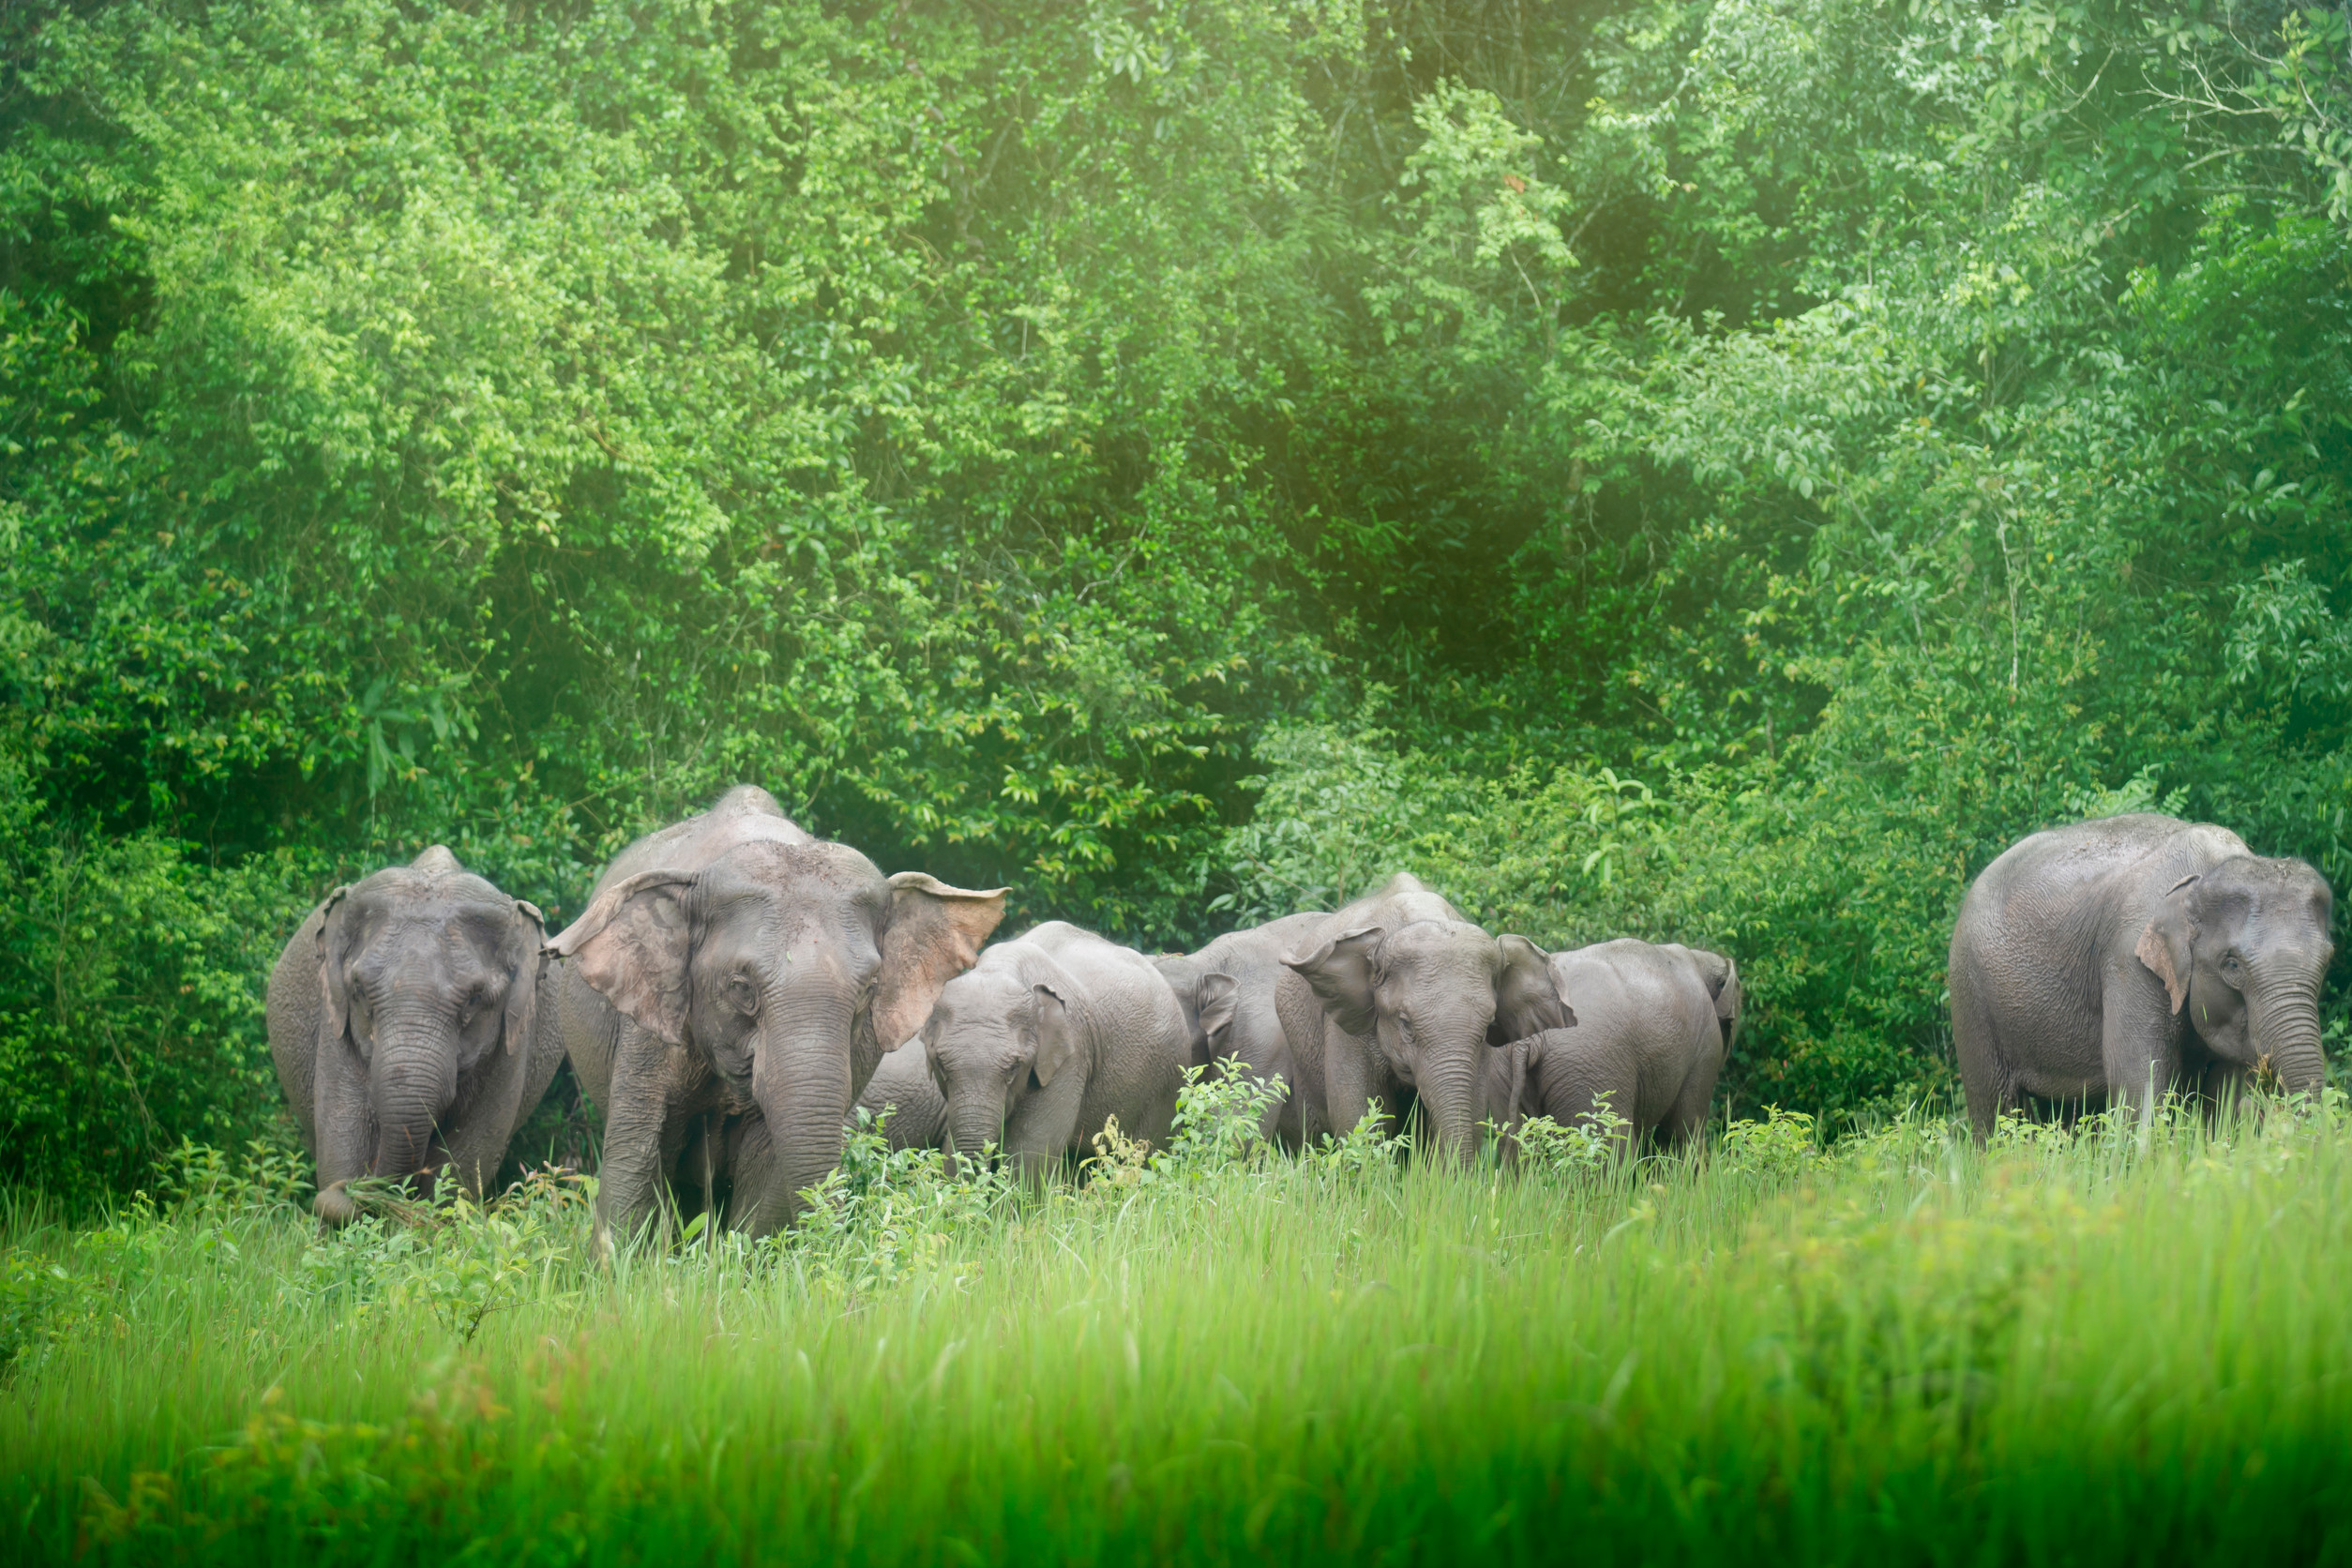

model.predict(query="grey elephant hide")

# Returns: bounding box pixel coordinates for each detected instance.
[266,846,564,1225]
[1949,812,2333,1139]
[549,785,1004,1251]
[926,921,1188,1182]
[1489,939,1740,1157]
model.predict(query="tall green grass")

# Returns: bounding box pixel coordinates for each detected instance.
[3,1101,2348,1565]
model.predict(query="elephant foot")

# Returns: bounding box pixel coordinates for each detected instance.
[312,1181,357,1228]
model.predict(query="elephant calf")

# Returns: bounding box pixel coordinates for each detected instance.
[1488,939,1741,1157]
[1950,812,2333,1139]
[925,921,1188,1180]
[266,847,565,1225]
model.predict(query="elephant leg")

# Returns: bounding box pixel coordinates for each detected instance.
[1660,1043,1723,1153]
[722,1113,781,1234]
[440,1039,537,1203]
[1950,956,2010,1144]
[591,1021,682,1258]
[1544,1051,1640,1160]
[1274,972,1331,1146]
[2101,965,2179,1141]
[310,1031,374,1225]
[1320,1028,1389,1144]
[1007,1067,1088,1187]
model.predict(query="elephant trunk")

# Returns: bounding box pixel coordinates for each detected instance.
[1415,1051,1482,1162]
[944,1093,1004,1176]
[2250,975,2327,1096]
[369,1014,459,1183]
[737,984,856,1235]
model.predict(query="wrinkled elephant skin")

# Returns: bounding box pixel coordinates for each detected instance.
[1950,813,2334,1139]
[266,847,564,1225]
[1488,939,1740,1157]
[1274,874,1568,1161]
[925,922,1188,1184]
[549,786,1004,1252]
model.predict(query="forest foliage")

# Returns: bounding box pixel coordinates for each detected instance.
[5,0,2352,1199]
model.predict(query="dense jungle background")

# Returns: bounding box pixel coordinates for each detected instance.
[6,0,2352,1202]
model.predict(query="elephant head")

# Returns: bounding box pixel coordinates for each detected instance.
[547,839,1003,1232]
[924,948,1085,1176]
[2134,855,2335,1095]
[312,846,544,1225]
[1284,922,1570,1159]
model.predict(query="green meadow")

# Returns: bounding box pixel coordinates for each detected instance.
[7,1096,2347,1565]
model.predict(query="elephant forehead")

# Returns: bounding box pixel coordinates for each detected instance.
[357,898,510,958]
[701,837,882,893]
[929,974,1033,1043]
[1380,920,1499,972]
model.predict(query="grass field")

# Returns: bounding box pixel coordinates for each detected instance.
[3,1093,2348,1566]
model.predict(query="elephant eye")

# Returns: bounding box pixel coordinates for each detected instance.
[726,974,760,1014]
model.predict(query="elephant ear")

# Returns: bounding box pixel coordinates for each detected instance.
[502,900,546,1059]
[313,885,358,1059]
[1030,983,1079,1088]
[1703,951,1742,1047]
[1495,934,1574,1040]
[1196,971,1240,1050]
[547,870,697,1045]
[872,873,1009,1052]
[2135,875,2202,1016]
[1284,926,1383,1038]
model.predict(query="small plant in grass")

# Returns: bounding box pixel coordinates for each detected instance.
[1511,1094,1634,1178]
[1305,1114,1412,1179]
[787,1108,1018,1292]
[1087,1115,1154,1188]
[1154,1063,1286,1177]
[292,1167,592,1340]
[156,1137,312,1216]
[1717,1106,1827,1180]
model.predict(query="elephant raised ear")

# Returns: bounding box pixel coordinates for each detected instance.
[502,900,547,1059]
[1495,934,1575,1040]
[1196,971,1239,1050]
[1029,982,1079,1088]
[313,884,359,1059]
[2134,874,2201,1016]
[1284,926,1383,1038]
[547,870,698,1045]
[872,873,1009,1052]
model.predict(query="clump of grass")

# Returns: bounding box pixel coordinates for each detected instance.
[7,1093,2350,1565]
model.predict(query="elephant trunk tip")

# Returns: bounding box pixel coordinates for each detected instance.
[313,1181,357,1228]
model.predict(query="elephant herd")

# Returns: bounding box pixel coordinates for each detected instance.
[266,787,2334,1251]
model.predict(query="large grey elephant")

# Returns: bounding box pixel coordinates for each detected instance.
[1485,939,1741,1156]
[547,787,1004,1249]
[266,847,564,1225]
[924,921,1187,1180]
[1153,912,1325,1149]
[852,1037,946,1153]
[1949,813,2334,1139]
[1274,873,1567,1159]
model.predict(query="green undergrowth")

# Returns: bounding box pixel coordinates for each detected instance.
[3,1086,2349,1565]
